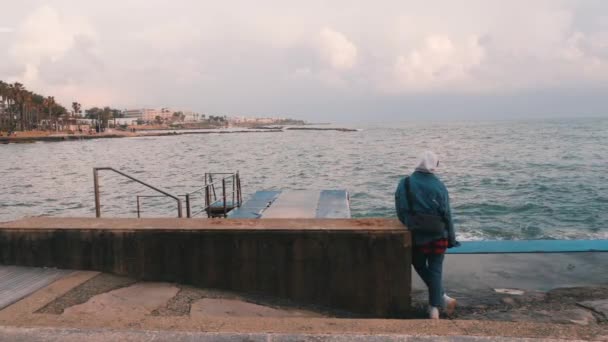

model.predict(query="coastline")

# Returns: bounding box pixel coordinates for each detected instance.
[0,129,284,144]
[0,126,361,144]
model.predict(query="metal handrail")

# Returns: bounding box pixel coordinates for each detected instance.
[136,195,180,218]
[185,172,241,218]
[187,182,239,218]
[93,167,183,218]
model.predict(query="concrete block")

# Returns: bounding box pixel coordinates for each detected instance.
[0,218,411,317]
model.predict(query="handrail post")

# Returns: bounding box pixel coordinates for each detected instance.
[93,168,101,218]
[222,178,227,217]
[205,186,210,218]
[236,171,242,206]
[177,198,183,218]
[93,167,182,219]
[185,194,191,218]
[136,196,141,218]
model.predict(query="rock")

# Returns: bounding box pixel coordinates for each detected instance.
[578,299,608,319]
[501,297,516,305]
[546,309,597,326]
[494,288,525,295]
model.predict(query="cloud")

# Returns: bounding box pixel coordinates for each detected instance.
[391,34,486,92]
[1,1,607,120]
[317,27,358,71]
[10,5,97,85]
[0,27,14,33]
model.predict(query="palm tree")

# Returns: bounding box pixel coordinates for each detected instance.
[0,81,8,132]
[7,82,27,131]
[43,96,56,131]
[72,102,81,117]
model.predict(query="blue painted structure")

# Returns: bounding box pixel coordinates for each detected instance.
[316,190,351,218]
[227,191,281,218]
[228,190,351,219]
[231,190,607,254]
[448,239,608,254]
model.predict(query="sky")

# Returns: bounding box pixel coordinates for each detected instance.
[1,0,607,122]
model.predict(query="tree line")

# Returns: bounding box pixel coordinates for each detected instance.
[0,80,124,133]
[0,80,71,132]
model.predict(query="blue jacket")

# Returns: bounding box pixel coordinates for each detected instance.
[395,171,458,247]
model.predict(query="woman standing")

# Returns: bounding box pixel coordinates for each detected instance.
[395,151,460,319]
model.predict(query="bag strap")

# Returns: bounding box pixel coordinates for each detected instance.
[405,177,417,215]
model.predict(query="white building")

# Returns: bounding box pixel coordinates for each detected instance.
[123,109,145,120]
[229,116,285,124]
[123,108,175,122]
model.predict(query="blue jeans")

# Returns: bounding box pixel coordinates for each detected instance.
[412,250,445,308]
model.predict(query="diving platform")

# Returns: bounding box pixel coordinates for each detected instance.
[228,190,350,219]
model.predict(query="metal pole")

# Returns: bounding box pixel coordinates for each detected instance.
[177,198,183,218]
[93,168,101,217]
[232,175,235,207]
[205,186,210,218]
[136,196,141,218]
[185,194,191,218]
[222,178,227,217]
[236,172,242,206]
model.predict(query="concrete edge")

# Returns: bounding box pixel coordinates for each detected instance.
[0,326,588,342]
[0,217,405,231]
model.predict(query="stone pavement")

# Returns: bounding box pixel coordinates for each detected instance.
[0,326,596,342]
[0,271,605,341]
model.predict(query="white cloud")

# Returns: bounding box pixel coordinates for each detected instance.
[318,27,358,71]
[10,5,97,84]
[392,34,486,92]
[1,1,607,119]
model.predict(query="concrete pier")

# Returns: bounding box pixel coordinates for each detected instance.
[0,217,411,317]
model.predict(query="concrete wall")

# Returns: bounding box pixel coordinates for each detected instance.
[0,218,411,317]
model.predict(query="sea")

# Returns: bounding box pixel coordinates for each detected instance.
[1,118,607,241]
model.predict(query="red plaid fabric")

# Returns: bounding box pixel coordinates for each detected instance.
[416,238,448,255]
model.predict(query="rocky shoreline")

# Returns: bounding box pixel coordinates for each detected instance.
[286,127,358,132]
[412,285,608,326]
[0,126,363,144]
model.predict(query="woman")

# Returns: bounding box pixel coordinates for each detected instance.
[395,151,460,319]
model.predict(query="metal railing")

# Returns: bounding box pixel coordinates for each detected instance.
[184,172,242,218]
[93,167,183,218]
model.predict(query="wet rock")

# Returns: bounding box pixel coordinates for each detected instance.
[578,299,608,320]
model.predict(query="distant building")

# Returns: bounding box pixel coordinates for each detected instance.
[183,111,203,122]
[229,116,286,125]
[124,108,175,122]
[123,109,145,120]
